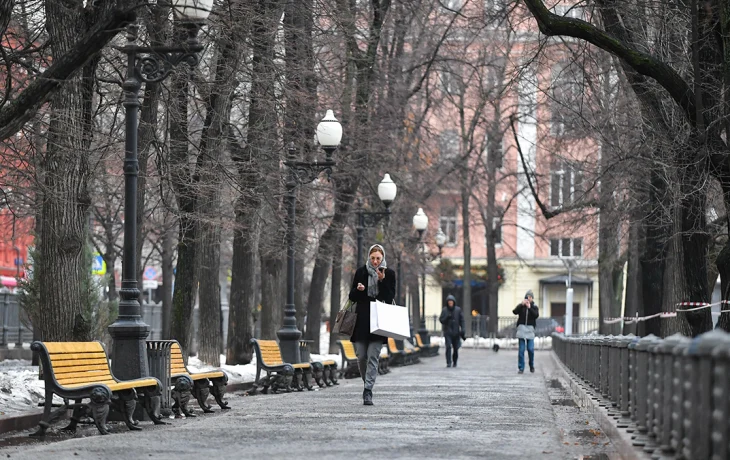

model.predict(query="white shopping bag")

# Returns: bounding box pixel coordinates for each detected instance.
[370,300,410,340]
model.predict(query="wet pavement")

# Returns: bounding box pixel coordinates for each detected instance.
[0,348,620,459]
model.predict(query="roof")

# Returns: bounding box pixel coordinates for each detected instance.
[539,274,593,286]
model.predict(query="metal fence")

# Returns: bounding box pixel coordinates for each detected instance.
[0,291,31,347]
[426,314,599,338]
[553,330,730,459]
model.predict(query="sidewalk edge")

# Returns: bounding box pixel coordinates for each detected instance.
[0,381,254,436]
[548,351,649,460]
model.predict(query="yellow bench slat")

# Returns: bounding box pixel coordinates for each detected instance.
[292,363,310,369]
[321,360,336,366]
[44,342,104,353]
[172,371,225,380]
[48,352,108,362]
[54,363,110,374]
[61,378,159,392]
[57,373,115,385]
[339,340,357,360]
[49,358,109,369]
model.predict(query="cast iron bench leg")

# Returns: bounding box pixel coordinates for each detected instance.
[192,379,215,413]
[172,375,196,418]
[210,377,229,409]
[60,399,82,433]
[114,389,142,431]
[88,387,112,435]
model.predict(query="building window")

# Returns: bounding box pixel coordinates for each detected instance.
[553,4,583,18]
[440,63,464,96]
[551,62,584,136]
[550,238,583,258]
[444,0,463,9]
[438,129,461,160]
[550,161,583,207]
[492,216,502,245]
[440,207,458,245]
[483,133,503,169]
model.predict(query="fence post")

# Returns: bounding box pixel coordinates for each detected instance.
[683,329,728,460]
[710,334,730,460]
[608,336,621,419]
[671,337,690,455]
[617,335,634,429]
[644,337,662,454]
[656,333,688,456]
[15,294,23,347]
[0,292,8,348]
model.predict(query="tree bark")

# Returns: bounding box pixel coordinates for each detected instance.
[37,2,104,341]
[460,184,472,315]
[161,219,175,339]
[325,224,344,353]
[169,70,199,356]
[485,127,499,336]
[622,215,641,335]
[196,32,239,366]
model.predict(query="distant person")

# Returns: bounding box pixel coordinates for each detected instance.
[439,295,465,368]
[348,244,396,406]
[471,309,478,336]
[513,290,539,373]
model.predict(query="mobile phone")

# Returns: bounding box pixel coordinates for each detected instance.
[378,267,385,272]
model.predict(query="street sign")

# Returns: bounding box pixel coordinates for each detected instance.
[143,279,159,290]
[92,254,106,276]
[143,267,158,280]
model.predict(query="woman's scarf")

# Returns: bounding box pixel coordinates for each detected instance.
[366,244,387,299]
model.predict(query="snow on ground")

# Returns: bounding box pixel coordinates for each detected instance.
[0,359,63,417]
[432,335,553,350]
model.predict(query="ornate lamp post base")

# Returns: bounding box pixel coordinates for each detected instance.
[108,317,150,380]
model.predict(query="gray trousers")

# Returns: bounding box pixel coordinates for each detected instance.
[354,340,381,390]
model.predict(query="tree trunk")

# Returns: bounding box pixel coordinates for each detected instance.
[161,219,174,339]
[623,216,641,335]
[461,185,472,315]
[37,2,101,341]
[169,71,199,356]
[325,225,344,353]
[485,126,499,336]
[226,196,258,365]
[196,33,238,366]
[259,255,283,339]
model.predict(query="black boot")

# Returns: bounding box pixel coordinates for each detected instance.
[363,389,373,406]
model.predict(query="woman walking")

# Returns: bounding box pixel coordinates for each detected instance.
[349,244,396,405]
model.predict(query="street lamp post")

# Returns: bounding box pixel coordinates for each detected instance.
[412,208,429,344]
[354,174,397,268]
[108,1,212,381]
[277,110,342,364]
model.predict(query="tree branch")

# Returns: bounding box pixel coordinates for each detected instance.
[0,8,136,142]
[521,0,696,126]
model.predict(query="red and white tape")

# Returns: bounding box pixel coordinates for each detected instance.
[602,300,730,324]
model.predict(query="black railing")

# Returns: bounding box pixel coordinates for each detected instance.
[552,330,730,459]
[425,314,599,338]
[0,291,31,347]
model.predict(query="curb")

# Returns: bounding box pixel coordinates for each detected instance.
[549,351,649,460]
[0,381,256,437]
[0,409,55,436]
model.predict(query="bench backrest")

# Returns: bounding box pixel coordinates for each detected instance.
[387,337,399,353]
[170,342,189,376]
[255,340,284,366]
[40,342,114,387]
[339,340,357,360]
[415,334,425,347]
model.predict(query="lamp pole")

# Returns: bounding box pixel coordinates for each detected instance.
[108,15,208,381]
[353,174,397,268]
[412,208,429,344]
[277,112,341,364]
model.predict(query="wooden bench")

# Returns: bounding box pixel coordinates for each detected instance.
[167,341,229,416]
[338,339,390,376]
[387,337,409,366]
[300,340,338,387]
[337,339,360,379]
[415,333,440,357]
[251,339,314,393]
[31,341,164,436]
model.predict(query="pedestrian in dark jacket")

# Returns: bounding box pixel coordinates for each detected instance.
[513,289,539,373]
[439,294,465,368]
[349,244,396,406]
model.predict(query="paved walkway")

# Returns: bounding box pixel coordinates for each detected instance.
[0,349,618,459]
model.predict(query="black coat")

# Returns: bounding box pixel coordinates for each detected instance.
[348,265,396,343]
[439,305,465,337]
[513,301,539,327]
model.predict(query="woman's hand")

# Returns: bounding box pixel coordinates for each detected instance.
[377,268,385,281]
[357,283,365,291]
